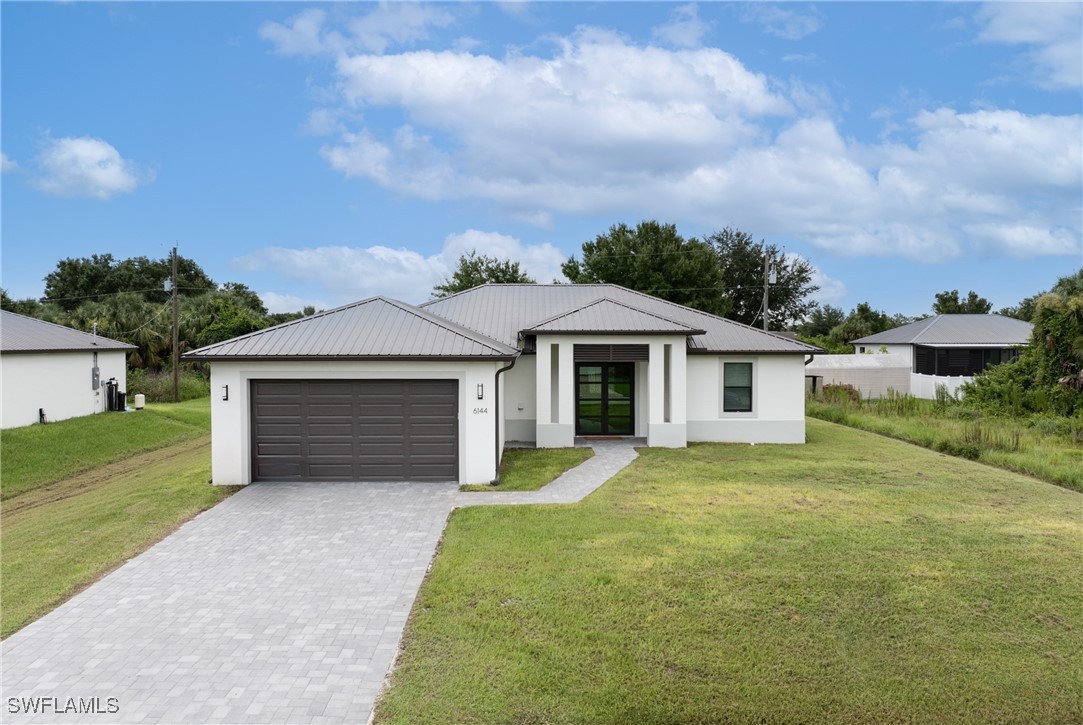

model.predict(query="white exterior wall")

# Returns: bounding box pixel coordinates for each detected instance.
[805,358,911,399]
[502,357,536,443]
[0,350,128,429]
[853,343,912,364]
[209,359,501,486]
[910,373,970,400]
[686,354,806,444]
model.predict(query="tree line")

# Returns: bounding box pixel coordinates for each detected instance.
[433,220,1024,352]
[1,253,314,370]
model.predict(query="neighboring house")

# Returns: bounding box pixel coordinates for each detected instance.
[185,284,820,486]
[804,353,911,400]
[850,314,1032,399]
[0,310,135,429]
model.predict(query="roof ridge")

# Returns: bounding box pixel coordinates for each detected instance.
[601,283,821,351]
[524,296,701,332]
[185,297,386,355]
[911,315,945,343]
[378,297,517,354]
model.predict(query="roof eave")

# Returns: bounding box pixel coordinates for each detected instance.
[523,328,707,336]
[182,353,519,362]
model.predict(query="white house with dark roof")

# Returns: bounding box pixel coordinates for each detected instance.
[186,284,821,486]
[849,313,1032,399]
[1,310,135,429]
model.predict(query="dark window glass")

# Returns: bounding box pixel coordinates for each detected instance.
[723,362,753,413]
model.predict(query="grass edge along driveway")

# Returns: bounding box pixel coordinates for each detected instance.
[2,400,238,638]
[376,419,1082,723]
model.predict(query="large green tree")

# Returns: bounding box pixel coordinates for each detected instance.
[562,221,728,316]
[932,289,993,315]
[705,227,819,329]
[829,303,902,345]
[963,269,1083,415]
[43,253,216,310]
[433,250,535,297]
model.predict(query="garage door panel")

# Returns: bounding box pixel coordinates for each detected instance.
[258,382,303,395]
[357,422,405,437]
[307,403,354,417]
[252,379,457,482]
[256,403,303,417]
[257,442,302,456]
[307,442,354,456]
[307,422,353,437]
[256,422,302,437]
[306,381,355,395]
[256,460,303,478]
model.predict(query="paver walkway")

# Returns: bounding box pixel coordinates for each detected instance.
[0,440,638,724]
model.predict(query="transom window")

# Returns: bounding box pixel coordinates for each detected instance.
[723,362,753,413]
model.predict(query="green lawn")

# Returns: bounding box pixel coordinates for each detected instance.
[807,398,1083,492]
[1,398,211,500]
[461,447,594,492]
[376,419,1082,723]
[1,398,237,638]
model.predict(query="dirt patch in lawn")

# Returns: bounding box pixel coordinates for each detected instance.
[3,436,210,515]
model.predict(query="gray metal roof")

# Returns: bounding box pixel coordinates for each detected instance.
[184,297,518,360]
[523,297,706,335]
[1,310,135,353]
[422,284,821,354]
[851,314,1033,346]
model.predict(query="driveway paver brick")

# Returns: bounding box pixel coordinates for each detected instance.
[1,441,637,724]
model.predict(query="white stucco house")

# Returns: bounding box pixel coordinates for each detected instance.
[1,310,134,429]
[185,284,821,486]
[850,314,1032,399]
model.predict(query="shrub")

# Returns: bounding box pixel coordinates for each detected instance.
[127,368,210,403]
[822,383,861,404]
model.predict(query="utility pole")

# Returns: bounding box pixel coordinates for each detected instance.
[172,246,179,402]
[763,249,770,332]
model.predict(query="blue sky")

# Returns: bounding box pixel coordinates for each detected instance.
[2,2,1080,318]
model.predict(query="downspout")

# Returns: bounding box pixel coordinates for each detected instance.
[804,353,818,395]
[492,353,520,485]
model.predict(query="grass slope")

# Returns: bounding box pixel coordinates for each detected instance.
[461,447,594,492]
[376,420,1082,723]
[1,398,211,500]
[807,398,1082,492]
[1,398,237,638]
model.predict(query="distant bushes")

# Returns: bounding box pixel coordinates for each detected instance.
[127,368,210,403]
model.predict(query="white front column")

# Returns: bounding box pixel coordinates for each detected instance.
[536,339,552,426]
[535,337,575,447]
[647,338,687,447]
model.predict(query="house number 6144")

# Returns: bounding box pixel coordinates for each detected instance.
[472,407,489,414]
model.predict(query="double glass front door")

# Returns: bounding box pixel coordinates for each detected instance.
[576,363,634,435]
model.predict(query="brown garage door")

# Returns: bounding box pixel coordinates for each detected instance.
[251,380,458,482]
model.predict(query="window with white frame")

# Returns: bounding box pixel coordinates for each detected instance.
[723,362,753,412]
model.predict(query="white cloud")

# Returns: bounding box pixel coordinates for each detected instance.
[741,5,821,40]
[236,230,566,306]
[32,136,148,200]
[267,19,1081,263]
[788,253,846,304]
[976,2,1082,89]
[260,291,331,315]
[1,152,18,172]
[260,3,454,57]
[652,4,710,49]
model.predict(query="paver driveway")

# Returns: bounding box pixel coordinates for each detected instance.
[1,441,637,724]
